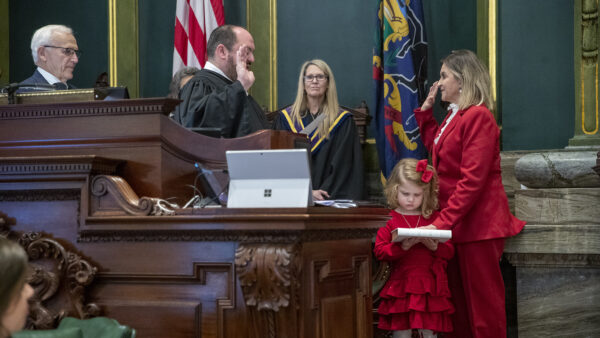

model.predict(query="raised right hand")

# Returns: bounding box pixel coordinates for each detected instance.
[236,44,255,91]
[420,81,439,111]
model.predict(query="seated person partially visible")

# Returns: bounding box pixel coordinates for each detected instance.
[168,66,200,99]
[273,59,364,201]
[13,317,135,338]
[0,237,34,338]
[1,237,135,338]
[18,25,80,92]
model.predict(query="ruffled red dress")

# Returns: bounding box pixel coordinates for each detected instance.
[374,210,454,332]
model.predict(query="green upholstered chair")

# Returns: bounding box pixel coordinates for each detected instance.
[12,317,135,338]
[12,327,83,338]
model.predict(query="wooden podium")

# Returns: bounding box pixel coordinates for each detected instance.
[0,99,389,338]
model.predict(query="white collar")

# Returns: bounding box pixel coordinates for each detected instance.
[37,67,63,85]
[204,61,231,81]
[434,103,460,145]
[448,103,459,115]
[204,61,248,95]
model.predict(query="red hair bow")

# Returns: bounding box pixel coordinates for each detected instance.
[416,159,433,183]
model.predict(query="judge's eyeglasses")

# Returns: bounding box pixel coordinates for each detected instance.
[43,45,82,58]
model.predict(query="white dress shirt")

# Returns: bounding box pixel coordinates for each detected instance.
[37,67,63,85]
[434,103,459,145]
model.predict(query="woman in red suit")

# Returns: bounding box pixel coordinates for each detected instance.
[414,50,525,338]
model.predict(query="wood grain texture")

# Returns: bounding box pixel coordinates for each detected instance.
[0,99,387,337]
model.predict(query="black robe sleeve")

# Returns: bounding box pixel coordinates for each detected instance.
[173,71,259,138]
[311,116,364,200]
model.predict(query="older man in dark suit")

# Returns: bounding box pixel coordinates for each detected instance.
[19,25,80,92]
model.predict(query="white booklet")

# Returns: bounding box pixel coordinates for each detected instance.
[391,228,452,243]
[314,199,357,208]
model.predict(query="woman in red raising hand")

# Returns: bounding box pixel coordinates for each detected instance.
[415,50,525,338]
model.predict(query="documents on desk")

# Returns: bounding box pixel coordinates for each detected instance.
[314,200,357,208]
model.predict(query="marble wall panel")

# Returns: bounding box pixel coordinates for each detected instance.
[515,151,600,189]
[505,224,600,255]
[515,188,600,224]
[515,267,600,338]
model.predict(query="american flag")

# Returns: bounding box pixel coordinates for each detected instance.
[173,0,224,75]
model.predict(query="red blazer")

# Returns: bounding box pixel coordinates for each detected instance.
[414,105,525,243]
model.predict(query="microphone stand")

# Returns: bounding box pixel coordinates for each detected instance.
[1,83,58,104]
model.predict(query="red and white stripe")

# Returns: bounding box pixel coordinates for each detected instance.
[173,0,224,75]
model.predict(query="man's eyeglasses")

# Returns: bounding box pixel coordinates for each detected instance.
[304,74,328,82]
[43,45,82,58]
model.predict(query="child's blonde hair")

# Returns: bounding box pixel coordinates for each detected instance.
[384,158,439,218]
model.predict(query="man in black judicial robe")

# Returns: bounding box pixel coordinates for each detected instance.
[173,25,268,138]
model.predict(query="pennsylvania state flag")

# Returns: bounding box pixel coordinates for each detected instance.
[373,0,428,178]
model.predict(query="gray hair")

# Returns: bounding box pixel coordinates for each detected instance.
[168,66,200,98]
[30,25,73,64]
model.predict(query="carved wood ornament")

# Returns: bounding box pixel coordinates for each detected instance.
[1,227,100,329]
[235,244,301,338]
[91,175,175,216]
[235,244,300,312]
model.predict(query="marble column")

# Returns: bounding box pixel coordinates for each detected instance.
[504,149,600,337]
[570,0,600,147]
[504,4,600,336]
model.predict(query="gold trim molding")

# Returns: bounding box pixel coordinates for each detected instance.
[247,0,278,110]
[489,0,497,103]
[109,0,117,87]
[269,0,278,110]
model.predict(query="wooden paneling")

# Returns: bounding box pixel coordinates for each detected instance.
[320,296,353,338]
[0,98,306,205]
[0,99,389,337]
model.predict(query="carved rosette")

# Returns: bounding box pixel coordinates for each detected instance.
[11,232,100,329]
[235,243,300,312]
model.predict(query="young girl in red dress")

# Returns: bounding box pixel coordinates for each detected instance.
[374,158,454,338]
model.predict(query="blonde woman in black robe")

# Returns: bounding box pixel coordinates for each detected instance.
[274,59,364,201]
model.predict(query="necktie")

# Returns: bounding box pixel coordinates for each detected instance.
[53,82,68,90]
